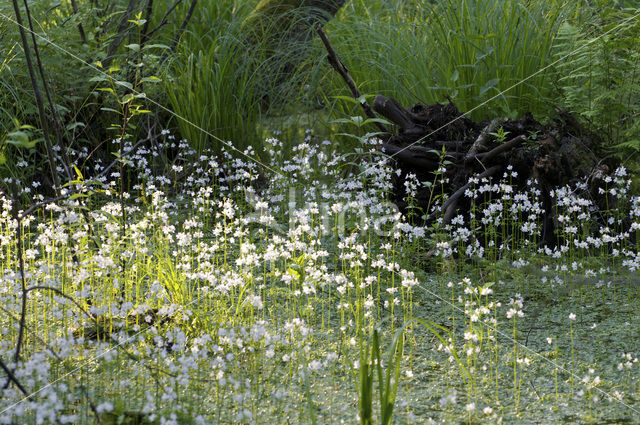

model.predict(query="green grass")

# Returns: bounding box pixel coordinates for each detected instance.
[164,27,262,154]
[313,0,575,125]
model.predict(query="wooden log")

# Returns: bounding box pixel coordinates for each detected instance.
[476,134,526,164]
[373,95,416,131]
[464,117,507,162]
[382,143,439,170]
[441,165,502,224]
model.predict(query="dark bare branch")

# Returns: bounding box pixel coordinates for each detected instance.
[171,0,197,51]
[442,165,502,224]
[316,27,388,134]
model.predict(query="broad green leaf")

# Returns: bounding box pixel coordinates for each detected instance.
[115,81,133,90]
[140,76,161,83]
[120,93,135,104]
[479,78,500,96]
[96,87,116,95]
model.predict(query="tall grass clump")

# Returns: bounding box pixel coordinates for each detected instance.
[164,13,262,154]
[317,0,573,124]
[164,0,328,155]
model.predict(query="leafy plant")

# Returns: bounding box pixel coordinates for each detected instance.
[357,328,404,425]
[163,15,263,154]
[553,5,640,154]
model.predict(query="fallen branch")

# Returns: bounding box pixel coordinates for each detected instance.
[477,134,526,164]
[382,143,439,170]
[373,95,415,131]
[465,117,507,162]
[441,165,502,224]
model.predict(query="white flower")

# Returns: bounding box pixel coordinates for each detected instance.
[96,402,114,413]
[569,313,576,321]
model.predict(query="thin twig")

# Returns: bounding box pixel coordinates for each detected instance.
[12,216,27,365]
[316,26,388,134]
[170,0,197,51]
[69,0,88,44]
[0,356,29,397]
[145,0,182,41]
[21,0,73,183]
[10,0,60,191]
[140,0,154,44]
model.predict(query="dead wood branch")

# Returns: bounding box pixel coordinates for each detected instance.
[316,27,388,134]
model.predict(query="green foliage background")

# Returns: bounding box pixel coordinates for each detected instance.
[0,0,639,182]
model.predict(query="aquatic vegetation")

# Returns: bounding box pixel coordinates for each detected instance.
[0,130,640,424]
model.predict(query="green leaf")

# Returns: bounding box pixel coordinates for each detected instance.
[362,117,391,126]
[450,69,459,83]
[115,81,133,90]
[120,93,135,104]
[140,76,161,83]
[356,94,370,104]
[73,165,84,181]
[66,122,86,131]
[332,95,359,104]
[330,118,354,124]
[125,43,140,52]
[96,87,116,96]
[6,131,38,148]
[479,78,500,96]
[69,193,88,200]
[143,44,170,50]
